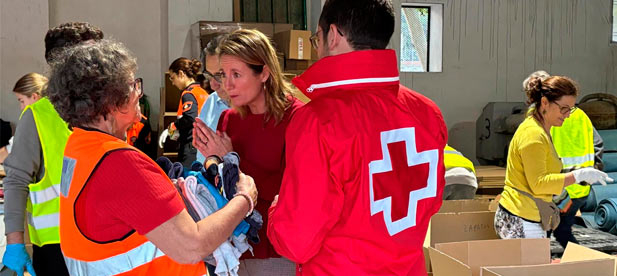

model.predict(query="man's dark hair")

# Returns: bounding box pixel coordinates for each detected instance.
[44,22,104,63]
[319,0,394,50]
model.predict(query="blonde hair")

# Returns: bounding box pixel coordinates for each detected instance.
[13,73,48,97]
[217,29,296,124]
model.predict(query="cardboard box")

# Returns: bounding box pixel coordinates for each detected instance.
[190,21,293,59]
[429,239,550,276]
[430,239,616,276]
[482,259,614,276]
[424,199,499,248]
[285,59,317,70]
[274,30,312,60]
[482,242,616,276]
[424,199,499,272]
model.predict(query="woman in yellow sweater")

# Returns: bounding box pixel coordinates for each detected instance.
[495,75,613,239]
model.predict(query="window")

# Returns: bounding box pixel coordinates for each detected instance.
[400,4,443,72]
[613,0,617,42]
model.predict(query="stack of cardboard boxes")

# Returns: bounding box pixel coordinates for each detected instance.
[423,199,617,276]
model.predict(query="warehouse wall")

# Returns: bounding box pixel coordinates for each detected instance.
[0,0,232,131]
[391,0,617,163]
[0,0,49,127]
[167,0,232,64]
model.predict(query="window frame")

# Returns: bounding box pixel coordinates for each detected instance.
[400,3,443,73]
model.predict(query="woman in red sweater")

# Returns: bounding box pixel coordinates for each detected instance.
[192,29,303,275]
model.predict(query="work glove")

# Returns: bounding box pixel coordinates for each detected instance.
[2,243,36,276]
[158,129,169,148]
[572,167,614,186]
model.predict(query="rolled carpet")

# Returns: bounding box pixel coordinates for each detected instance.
[581,184,617,212]
[594,198,617,235]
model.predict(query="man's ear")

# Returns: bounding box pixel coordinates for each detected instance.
[327,24,344,51]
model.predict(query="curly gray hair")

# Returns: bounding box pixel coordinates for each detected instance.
[47,39,137,127]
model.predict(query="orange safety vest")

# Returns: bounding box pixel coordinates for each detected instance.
[60,128,207,276]
[177,83,208,117]
[126,115,147,146]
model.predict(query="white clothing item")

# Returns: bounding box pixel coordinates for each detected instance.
[522,220,546,238]
[6,137,13,153]
[445,167,478,188]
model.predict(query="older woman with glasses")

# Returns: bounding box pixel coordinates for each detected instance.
[192,29,303,275]
[494,74,612,240]
[47,39,257,275]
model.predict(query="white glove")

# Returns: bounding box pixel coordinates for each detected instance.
[572,167,614,186]
[158,129,169,148]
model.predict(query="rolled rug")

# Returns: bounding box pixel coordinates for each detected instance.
[581,184,617,212]
[594,198,617,235]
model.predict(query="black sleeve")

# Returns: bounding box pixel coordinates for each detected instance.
[174,93,199,132]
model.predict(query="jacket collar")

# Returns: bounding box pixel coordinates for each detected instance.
[292,50,400,100]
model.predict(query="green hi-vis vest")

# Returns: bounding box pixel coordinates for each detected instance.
[551,108,595,199]
[22,97,71,246]
[444,145,475,173]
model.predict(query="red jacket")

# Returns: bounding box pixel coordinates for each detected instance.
[267,50,447,275]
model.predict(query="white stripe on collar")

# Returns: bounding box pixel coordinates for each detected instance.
[306,76,399,93]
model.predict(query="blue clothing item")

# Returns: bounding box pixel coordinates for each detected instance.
[186,171,250,236]
[196,91,230,163]
[3,243,36,276]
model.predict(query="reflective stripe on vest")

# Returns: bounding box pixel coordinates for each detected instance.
[29,184,61,204]
[561,153,595,168]
[60,128,206,275]
[444,145,475,173]
[551,108,595,198]
[22,97,70,246]
[64,241,166,275]
[27,212,59,230]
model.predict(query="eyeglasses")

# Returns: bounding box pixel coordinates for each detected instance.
[131,78,143,99]
[310,28,345,50]
[552,101,577,115]
[204,71,223,83]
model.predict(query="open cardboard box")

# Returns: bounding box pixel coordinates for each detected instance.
[424,199,499,272]
[429,239,616,276]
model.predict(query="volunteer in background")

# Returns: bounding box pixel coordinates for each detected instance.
[2,22,104,276]
[47,39,258,275]
[522,71,605,248]
[196,34,231,164]
[192,29,303,275]
[126,113,152,152]
[0,73,45,164]
[266,0,447,274]
[159,58,208,167]
[443,144,478,200]
[495,75,613,239]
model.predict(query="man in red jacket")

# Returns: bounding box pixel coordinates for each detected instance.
[267,0,447,275]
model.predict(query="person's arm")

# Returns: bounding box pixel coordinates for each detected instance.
[174,93,199,132]
[519,139,572,194]
[267,107,344,263]
[2,110,41,244]
[592,127,604,170]
[145,174,255,264]
[90,150,257,264]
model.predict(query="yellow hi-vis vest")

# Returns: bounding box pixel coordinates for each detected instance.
[551,108,595,199]
[22,97,71,246]
[444,145,475,173]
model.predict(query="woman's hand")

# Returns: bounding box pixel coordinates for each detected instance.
[193,118,232,158]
